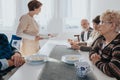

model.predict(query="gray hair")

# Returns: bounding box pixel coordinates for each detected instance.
[101,10,120,32]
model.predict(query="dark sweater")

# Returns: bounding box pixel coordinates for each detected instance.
[89,33,120,80]
[0,34,18,75]
[81,27,93,41]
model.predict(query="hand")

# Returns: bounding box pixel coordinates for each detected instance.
[68,39,78,45]
[78,42,87,46]
[71,44,80,50]
[11,53,25,67]
[70,41,79,46]
[90,53,101,64]
[48,34,54,37]
[35,35,43,41]
[68,39,73,43]
[73,41,80,45]
[68,39,74,45]
[7,60,14,67]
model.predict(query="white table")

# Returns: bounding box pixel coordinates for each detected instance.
[8,33,117,80]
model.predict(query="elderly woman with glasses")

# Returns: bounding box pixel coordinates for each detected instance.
[89,10,120,79]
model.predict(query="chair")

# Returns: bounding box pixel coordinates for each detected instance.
[74,35,80,42]
[10,35,22,50]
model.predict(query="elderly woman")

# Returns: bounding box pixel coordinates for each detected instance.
[89,10,120,79]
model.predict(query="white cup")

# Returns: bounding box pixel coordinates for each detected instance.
[74,61,91,78]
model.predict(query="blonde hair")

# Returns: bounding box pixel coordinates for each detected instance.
[101,10,120,32]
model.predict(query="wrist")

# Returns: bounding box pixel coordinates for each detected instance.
[78,46,80,50]
[8,60,14,67]
[95,60,100,65]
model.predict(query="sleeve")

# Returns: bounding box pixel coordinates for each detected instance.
[0,59,9,70]
[16,15,35,40]
[0,34,14,59]
[89,42,99,59]
[95,45,120,79]
[80,46,91,51]
[80,31,84,41]
[11,45,21,54]
[39,34,50,39]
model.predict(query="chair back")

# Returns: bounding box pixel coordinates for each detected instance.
[10,35,22,50]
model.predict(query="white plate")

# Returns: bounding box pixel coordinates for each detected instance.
[61,55,81,64]
[26,54,48,64]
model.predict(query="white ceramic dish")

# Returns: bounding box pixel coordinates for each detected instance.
[26,54,48,64]
[61,55,81,64]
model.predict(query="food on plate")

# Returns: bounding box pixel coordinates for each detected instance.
[65,56,79,62]
[29,56,44,61]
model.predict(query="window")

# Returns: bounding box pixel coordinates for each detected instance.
[0,0,90,34]
[34,0,53,34]
[63,0,90,33]
[0,0,53,34]
[0,0,16,31]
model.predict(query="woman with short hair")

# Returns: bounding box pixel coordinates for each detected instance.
[16,0,43,56]
[89,10,120,80]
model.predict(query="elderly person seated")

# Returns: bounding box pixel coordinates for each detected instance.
[0,34,25,80]
[68,19,93,44]
[70,15,100,51]
[68,19,93,50]
[80,19,93,42]
[89,10,120,80]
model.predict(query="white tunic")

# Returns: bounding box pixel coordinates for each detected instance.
[16,14,40,56]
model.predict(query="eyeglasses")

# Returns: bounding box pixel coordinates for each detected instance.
[100,21,112,25]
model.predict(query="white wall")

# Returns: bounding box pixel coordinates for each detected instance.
[90,0,120,21]
[47,0,90,34]
[1,0,120,38]
[47,0,63,34]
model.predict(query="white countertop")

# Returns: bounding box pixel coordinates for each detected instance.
[8,33,117,80]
